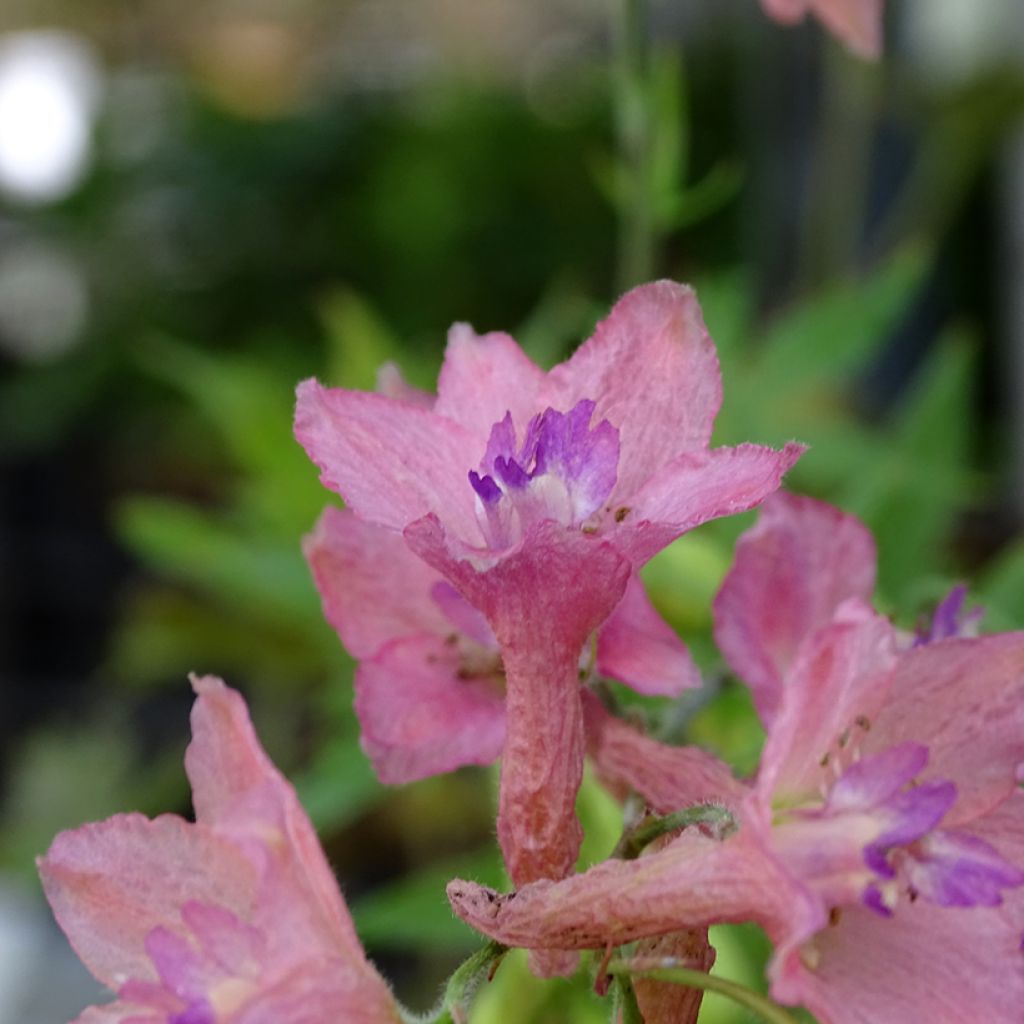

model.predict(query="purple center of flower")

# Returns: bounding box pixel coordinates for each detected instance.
[468,399,620,548]
[776,741,1023,918]
[913,584,984,646]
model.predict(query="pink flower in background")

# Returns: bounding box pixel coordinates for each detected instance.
[760,0,884,59]
[305,506,699,785]
[38,676,400,1024]
[448,495,1024,1023]
[296,281,802,890]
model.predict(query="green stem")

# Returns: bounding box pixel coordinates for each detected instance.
[612,804,737,860]
[612,0,655,290]
[406,941,507,1024]
[605,961,802,1024]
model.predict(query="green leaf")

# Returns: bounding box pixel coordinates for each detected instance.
[116,497,321,627]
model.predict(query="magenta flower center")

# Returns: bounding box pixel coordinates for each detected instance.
[468,399,620,549]
[774,740,1023,918]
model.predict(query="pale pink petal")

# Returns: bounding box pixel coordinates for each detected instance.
[38,813,256,990]
[447,820,821,951]
[293,379,479,541]
[303,507,450,659]
[234,959,400,1024]
[185,677,365,966]
[375,362,433,408]
[757,603,897,805]
[714,493,877,727]
[596,573,700,696]
[583,692,748,812]
[71,1004,161,1024]
[760,0,884,59]
[434,323,547,441]
[772,899,1024,1024]
[546,281,722,503]
[809,0,883,59]
[632,930,715,1024]
[406,516,631,885]
[355,635,506,784]
[866,635,1024,826]
[617,443,805,565]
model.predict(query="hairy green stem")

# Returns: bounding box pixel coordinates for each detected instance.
[612,804,737,860]
[605,961,802,1024]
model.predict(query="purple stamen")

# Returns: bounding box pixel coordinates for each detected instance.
[469,470,502,505]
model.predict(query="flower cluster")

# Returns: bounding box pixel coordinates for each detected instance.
[39,277,1024,1024]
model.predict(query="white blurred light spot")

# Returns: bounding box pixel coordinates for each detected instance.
[0,244,89,362]
[0,32,101,203]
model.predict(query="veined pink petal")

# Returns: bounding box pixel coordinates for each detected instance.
[37,813,257,990]
[304,507,450,659]
[406,516,631,885]
[757,603,897,805]
[435,323,547,441]
[714,493,876,727]
[760,0,883,59]
[185,676,365,967]
[547,281,722,503]
[865,635,1024,826]
[294,379,479,541]
[355,635,506,784]
[596,573,700,696]
[631,930,715,1024]
[618,443,805,565]
[583,692,748,813]
[447,821,821,950]
[772,898,1024,1024]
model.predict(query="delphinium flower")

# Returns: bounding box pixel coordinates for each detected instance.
[38,676,400,1024]
[305,506,699,786]
[760,0,884,58]
[295,281,802,896]
[448,494,1024,1023]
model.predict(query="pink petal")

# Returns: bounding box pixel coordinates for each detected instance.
[72,1004,163,1024]
[713,493,876,728]
[405,516,631,885]
[596,573,700,696]
[447,820,820,950]
[234,959,400,1024]
[303,507,450,659]
[434,323,547,441]
[37,813,256,990]
[772,898,1024,1023]
[293,379,479,541]
[185,677,365,967]
[583,692,748,812]
[546,281,722,503]
[355,635,506,784]
[866,635,1024,826]
[757,603,897,805]
[617,443,805,565]
[632,931,715,1024]
[375,362,433,408]
[760,0,884,59]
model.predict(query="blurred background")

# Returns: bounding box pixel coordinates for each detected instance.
[2,0,1024,1020]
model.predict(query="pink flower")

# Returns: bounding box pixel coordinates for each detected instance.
[448,495,1024,1023]
[295,281,801,889]
[760,0,884,59]
[305,506,700,785]
[38,676,400,1024]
